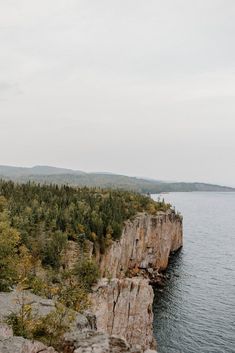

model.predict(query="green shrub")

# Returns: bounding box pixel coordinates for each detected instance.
[0,208,20,291]
[58,279,90,312]
[41,231,67,269]
[7,301,75,350]
[32,303,75,348]
[6,294,34,338]
[74,258,100,291]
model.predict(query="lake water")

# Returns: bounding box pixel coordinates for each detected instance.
[152,192,235,353]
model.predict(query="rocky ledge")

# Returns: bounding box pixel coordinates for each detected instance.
[0,326,154,353]
[0,288,156,353]
[0,333,57,353]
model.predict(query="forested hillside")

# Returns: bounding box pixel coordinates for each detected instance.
[1,165,234,192]
[0,180,170,289]
[0,180,172,347]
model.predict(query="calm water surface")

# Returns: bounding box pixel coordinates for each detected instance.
[152,192,235,353]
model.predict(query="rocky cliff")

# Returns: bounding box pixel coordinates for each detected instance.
[89,210,183,352]
[98,210,183,278]
[90,278,156,352]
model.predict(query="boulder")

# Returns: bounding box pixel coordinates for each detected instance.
[0,336,57,353]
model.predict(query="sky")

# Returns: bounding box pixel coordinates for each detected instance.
[1,0,235,186]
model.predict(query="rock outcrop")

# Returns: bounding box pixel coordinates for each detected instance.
[90,210,183,352]
[63,331,131,353]
[63,330,157,353]
[0,290,55,319]
[90,278,156,352]
[0,291,148,353]
[0,290,95,335]
[0,324,57,353]
[98,210,183,278]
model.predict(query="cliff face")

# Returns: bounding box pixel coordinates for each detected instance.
[89,210,183,352]
[98,210,183,278]
[90,278,156,352]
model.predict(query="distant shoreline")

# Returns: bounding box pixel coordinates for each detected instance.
[0,165,234,193]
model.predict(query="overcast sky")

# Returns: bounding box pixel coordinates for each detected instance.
[1,0,235,186]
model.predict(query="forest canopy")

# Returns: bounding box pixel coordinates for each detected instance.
[0,180,171,292]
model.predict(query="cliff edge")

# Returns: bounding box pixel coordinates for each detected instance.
[98,210,183,278]
[90,209,183,352]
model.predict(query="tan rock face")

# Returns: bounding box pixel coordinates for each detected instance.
[90,210,183,352]
[98,210,183,278]
[90,278,156,352]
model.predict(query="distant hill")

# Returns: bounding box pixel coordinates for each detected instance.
[0,165,234,193]
[0,165,85,176]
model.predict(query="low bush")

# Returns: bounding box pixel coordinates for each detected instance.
[73,258,100,291]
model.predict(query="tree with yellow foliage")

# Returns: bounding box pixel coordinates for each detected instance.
[0,196,21,291]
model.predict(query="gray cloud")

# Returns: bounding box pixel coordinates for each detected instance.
[0,0,235,186]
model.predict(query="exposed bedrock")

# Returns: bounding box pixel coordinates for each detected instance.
[0,323,57,353]
[0,290,152,353]
[90,278,156,352]
[98,210,183,278]
[90,210,183,352]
